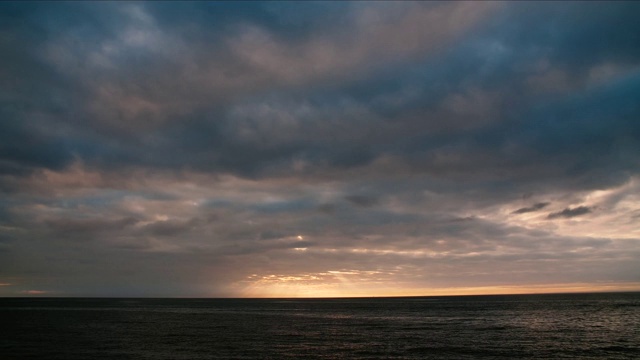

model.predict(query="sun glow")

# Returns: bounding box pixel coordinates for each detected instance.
[235,270,394,298]
[232,272,640,298]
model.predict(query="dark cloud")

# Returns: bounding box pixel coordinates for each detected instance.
[45,217,139,236]
[139,218,203,237]
[2,2,638,186]
[547,206,593,220]
[344,195,379,208]
[316,203,337,214]
[513,202,550,214]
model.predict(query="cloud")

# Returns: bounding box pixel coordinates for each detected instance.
[228,2,498,86]
[138,218,202,237]
[44,217,139,237]
[513,202,550,214]
[3,2,639,184]
[1,2,640,297]
[547,206,592,220]
[344,195,379,208]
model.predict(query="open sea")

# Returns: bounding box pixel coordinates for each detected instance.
[1,292,639,359]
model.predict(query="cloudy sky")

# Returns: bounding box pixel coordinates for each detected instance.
[1,1,639,298]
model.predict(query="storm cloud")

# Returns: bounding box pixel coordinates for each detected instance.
[1,2,639,297]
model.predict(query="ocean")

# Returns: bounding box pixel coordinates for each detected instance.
[1,292,639,359]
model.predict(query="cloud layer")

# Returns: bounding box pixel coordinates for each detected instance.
[1,2,639,297]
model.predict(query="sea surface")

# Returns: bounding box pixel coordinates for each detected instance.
[1,292,639,359]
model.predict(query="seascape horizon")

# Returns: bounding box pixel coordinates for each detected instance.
[2,2,640,358]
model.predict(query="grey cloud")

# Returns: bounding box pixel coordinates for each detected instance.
[316,203,337,214]
[22,1,496,138]
[3,1,638,189]
[214,238,316,257]
[547,206,592,219]
[513,202,550,214]
[138,218,203,237]
[344,195,379,208]
[45,217,139,237]
[226,2,498,86]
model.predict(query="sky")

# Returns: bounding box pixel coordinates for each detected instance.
[1,1,640,298]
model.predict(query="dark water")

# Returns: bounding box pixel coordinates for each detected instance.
[1,293,639,359]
